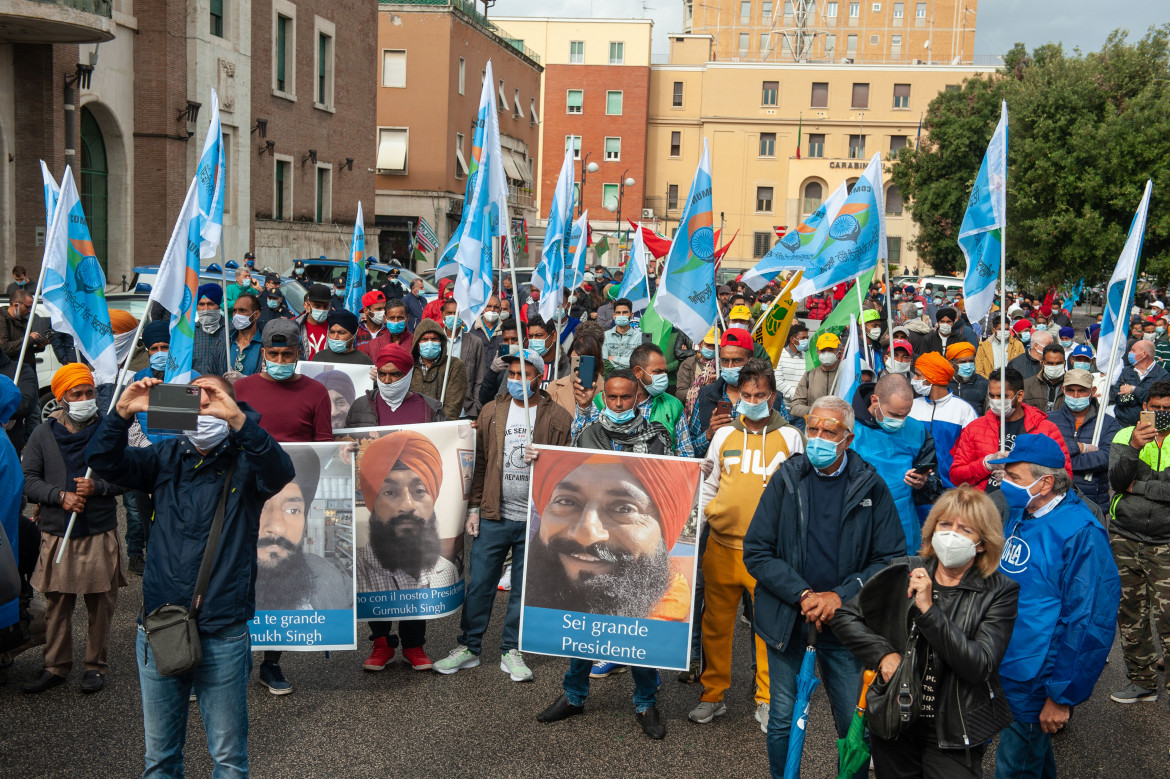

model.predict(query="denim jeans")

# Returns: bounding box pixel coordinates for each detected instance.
[457,518,526,655]
[765,638,865,779]
[124,490,153,558]
[562,658,659,713]
[137,622,252,778]
[994,720,1057,779]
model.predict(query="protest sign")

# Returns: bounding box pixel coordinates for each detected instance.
[251,442,357,651]
[296,360,375,430]
[519,447,702,671]
[334,421,475,621]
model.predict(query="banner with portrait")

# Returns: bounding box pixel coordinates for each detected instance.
[334,420,475,621]
[296,360,374,430]
[251,442,357,651]
[519,446,703,671]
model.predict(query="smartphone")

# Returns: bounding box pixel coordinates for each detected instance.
[571,354,581,374]
[642,332,654,346]
[498,345,511,360]
[715,400,734,419]
[147,383,202,433]
[578,355,596,390]
[1141,410,1156,428]
[913,464,934,475]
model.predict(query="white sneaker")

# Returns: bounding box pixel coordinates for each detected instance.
[498,564,512,591]
[755,702,770,733]
[500,649,533,682]
[433,645,481,675]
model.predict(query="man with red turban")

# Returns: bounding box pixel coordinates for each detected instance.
[342,343,445,428]
[355,429,455,673]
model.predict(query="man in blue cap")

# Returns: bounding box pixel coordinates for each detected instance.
[193,283,227,375]
[991,434,1120,778]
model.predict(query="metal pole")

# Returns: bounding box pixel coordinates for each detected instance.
[855,278,869,366]
[999,203,1007,451]
[222,265,231,367]
[13,261,50,382]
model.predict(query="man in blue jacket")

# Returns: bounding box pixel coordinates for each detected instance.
[991,434,1120,778]
[87,374,294,778]
[743,394,904,779]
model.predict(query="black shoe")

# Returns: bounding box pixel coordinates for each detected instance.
[80,670,104,694]
[637,706,666,739]
[537,694,584,723]
[128,555,145,575]
[23,670,66,694]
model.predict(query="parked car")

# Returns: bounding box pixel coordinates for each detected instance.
[283,259,438,302]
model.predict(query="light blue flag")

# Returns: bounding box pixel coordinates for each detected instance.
[742,181,848,292]
[655,138,717,343]
[155,180,203,384]
[195,88,225,260]
[617,221,650,313]
[789,153,887,300]
[833,315,862,401]
[40,168,117,383]
[1098,180,1153,385]
[563,212,590,294]
[535,142,576,320]
[344,202,366,314]
[957,100,1007,324]
[40,160,60,230]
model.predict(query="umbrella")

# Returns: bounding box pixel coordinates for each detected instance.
[783,629,820,779]
[836,669,879,779]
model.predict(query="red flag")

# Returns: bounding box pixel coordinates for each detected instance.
[712,228,739,276]
[626,219,672,259]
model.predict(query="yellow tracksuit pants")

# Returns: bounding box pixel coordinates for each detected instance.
[698,537,770,705]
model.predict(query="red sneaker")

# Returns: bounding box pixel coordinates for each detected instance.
[363,637,395,671]
[402,646,433,671]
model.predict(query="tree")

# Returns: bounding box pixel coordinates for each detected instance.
[891,26,1170,286]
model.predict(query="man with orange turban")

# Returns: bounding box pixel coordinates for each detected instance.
[946,340,989,414]
[107,308,140,369]
[355,428,455,673]
[910,351,979,495]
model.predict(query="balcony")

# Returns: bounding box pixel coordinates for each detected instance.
[0,0,114,44]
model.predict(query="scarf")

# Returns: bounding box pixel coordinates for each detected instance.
[577,412,671,455]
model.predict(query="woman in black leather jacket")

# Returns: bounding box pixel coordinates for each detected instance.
[833,485,1020,778]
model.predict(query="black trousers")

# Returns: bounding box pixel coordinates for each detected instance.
[369,619,426,649]
[871,719,986,779]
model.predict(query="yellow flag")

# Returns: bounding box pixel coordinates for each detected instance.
[754,271,803,364]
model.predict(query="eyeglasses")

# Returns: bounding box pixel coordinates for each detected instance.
[804,414,844,434]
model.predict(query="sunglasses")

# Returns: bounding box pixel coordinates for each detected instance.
[804,414,845,434]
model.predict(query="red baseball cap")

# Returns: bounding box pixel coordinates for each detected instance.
[891,338,913,355]
[362,290,386,309]
[721,327,755,351]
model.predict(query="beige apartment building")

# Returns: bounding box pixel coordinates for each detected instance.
[646,34,995,272]
[684,0,978,66]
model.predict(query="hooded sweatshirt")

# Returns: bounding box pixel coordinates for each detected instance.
[702,412,804,550]
[410,318,467,420]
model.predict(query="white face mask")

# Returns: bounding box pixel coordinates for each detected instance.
[868,327,881,340]
[932,530,978,568]
[377,369,413,411]
[988,397,1013,416]
[185,415,230,451]
[1042,365,1065,381]
[938,323,952,337]
[65,398,98,423]
[232,313,254,331]
[370,310,385,325]
[819,351,839,367]
[911,377,932,396]
[887,359,911,375]
[198,309,221,334]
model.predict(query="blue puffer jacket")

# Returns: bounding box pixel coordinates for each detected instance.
[742,450,905,653]
[1048,401,1120,510]
[86,407,294,633]
[0,376,23,630]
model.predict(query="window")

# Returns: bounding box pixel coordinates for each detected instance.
[783,1,794,18]
[891,34,902,56]
[275,12,293,94]
[847,34,858,53]
[458,58,465,95]
[808,133,825,157]
[888,236,902,264]
[802,181,823,214]
[455,132,466,179]
[513,89,522,119]
[315,22,335,109]
[530,97,539,124]
[567,89,583,114]
[781,37,792,57]
[872,2,881,9]
[498,80,508,112]
[566,135,582,160]
[211,0,223,37]
[890,135,908,151]
[670,131,681,157]
[274,157,291,219]
[826,1,838,17]
[315,166,331,223]
[672,81,684,107]
[826,33,836,52]
[849,134,866,158]
[761,33,770,56]
[893,83,910,108]
[762,1,773,19]
[759,132,776,157]
[851,82,869,108]
[738,33,749,56]
[869,35,879,45]
[753,231,771,258]
[945,84,960,93]
[762,81,779,106]
[382,50,406,88]
[756,186,773,213]
[606,90,623,115]
[915,2,925,18]
[740,1,751,23]
[376,127,408,173]
[886,185,904,216]
[893,1,903,17]
[849,2,860,17]
[569,40,584,63]
[667,184,679,211]
[609,41,625,64]
[602,183,619,212]
[811,81,828,107]
[605,137,621,161]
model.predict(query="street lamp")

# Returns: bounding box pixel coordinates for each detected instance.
[579,153,599,217]
[604,170,637,233]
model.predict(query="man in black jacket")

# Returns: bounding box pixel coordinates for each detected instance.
[1111,339,1170,428]
[87,374,294,777]
[744,394,904,779]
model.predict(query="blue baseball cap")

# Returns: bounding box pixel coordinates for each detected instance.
[987,434,1065,469]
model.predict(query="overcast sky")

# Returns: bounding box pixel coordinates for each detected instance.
[488,0,1167,61]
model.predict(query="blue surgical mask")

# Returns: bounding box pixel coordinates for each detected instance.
[149,351,169,372]
[1128,352,1138,366]
[805,436,841,469]
[1159,327,1167,337]
[642,372,669,397]
[528,339,548,356]
[614,315,630,328]
[700,346,715,360]
[739,398,771,421]
[1020,331,1031,344]
[1035,323,1047,331]
[603,406,636,424]
[877,401,906,433]
[267,298,280,309]
[1060,339,1073,349]
[328,337,350,354]
[553,309,567,321]
[310,307,328,323]
[333,287,345,298]
[721,367,741,386]
[956,363,976,379]
[444,315,458,331]
[507,378,533,401]
[1001,477,1041,510]
[419,341,442,360]
[387,320,406,334]
[1072,360,1091,371]
[1064,394,1091,412]
[796,339,809,352]
[266,360,295,380]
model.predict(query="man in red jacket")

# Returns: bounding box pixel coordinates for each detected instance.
[950,366,1072,491]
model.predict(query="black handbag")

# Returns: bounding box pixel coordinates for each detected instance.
[142,462,236,677]
[866,619,923,740]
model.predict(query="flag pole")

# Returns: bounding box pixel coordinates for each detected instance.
[855,278,869,366]
[12,260,50,383]
[498,207,531,439]
[998,208,1007,451]
[1092,257,1139,447]
[883,256,896,354]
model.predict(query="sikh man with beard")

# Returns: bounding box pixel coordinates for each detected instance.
[255,446,350,612]
[356,429,456,671]
[533,452,698,740]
